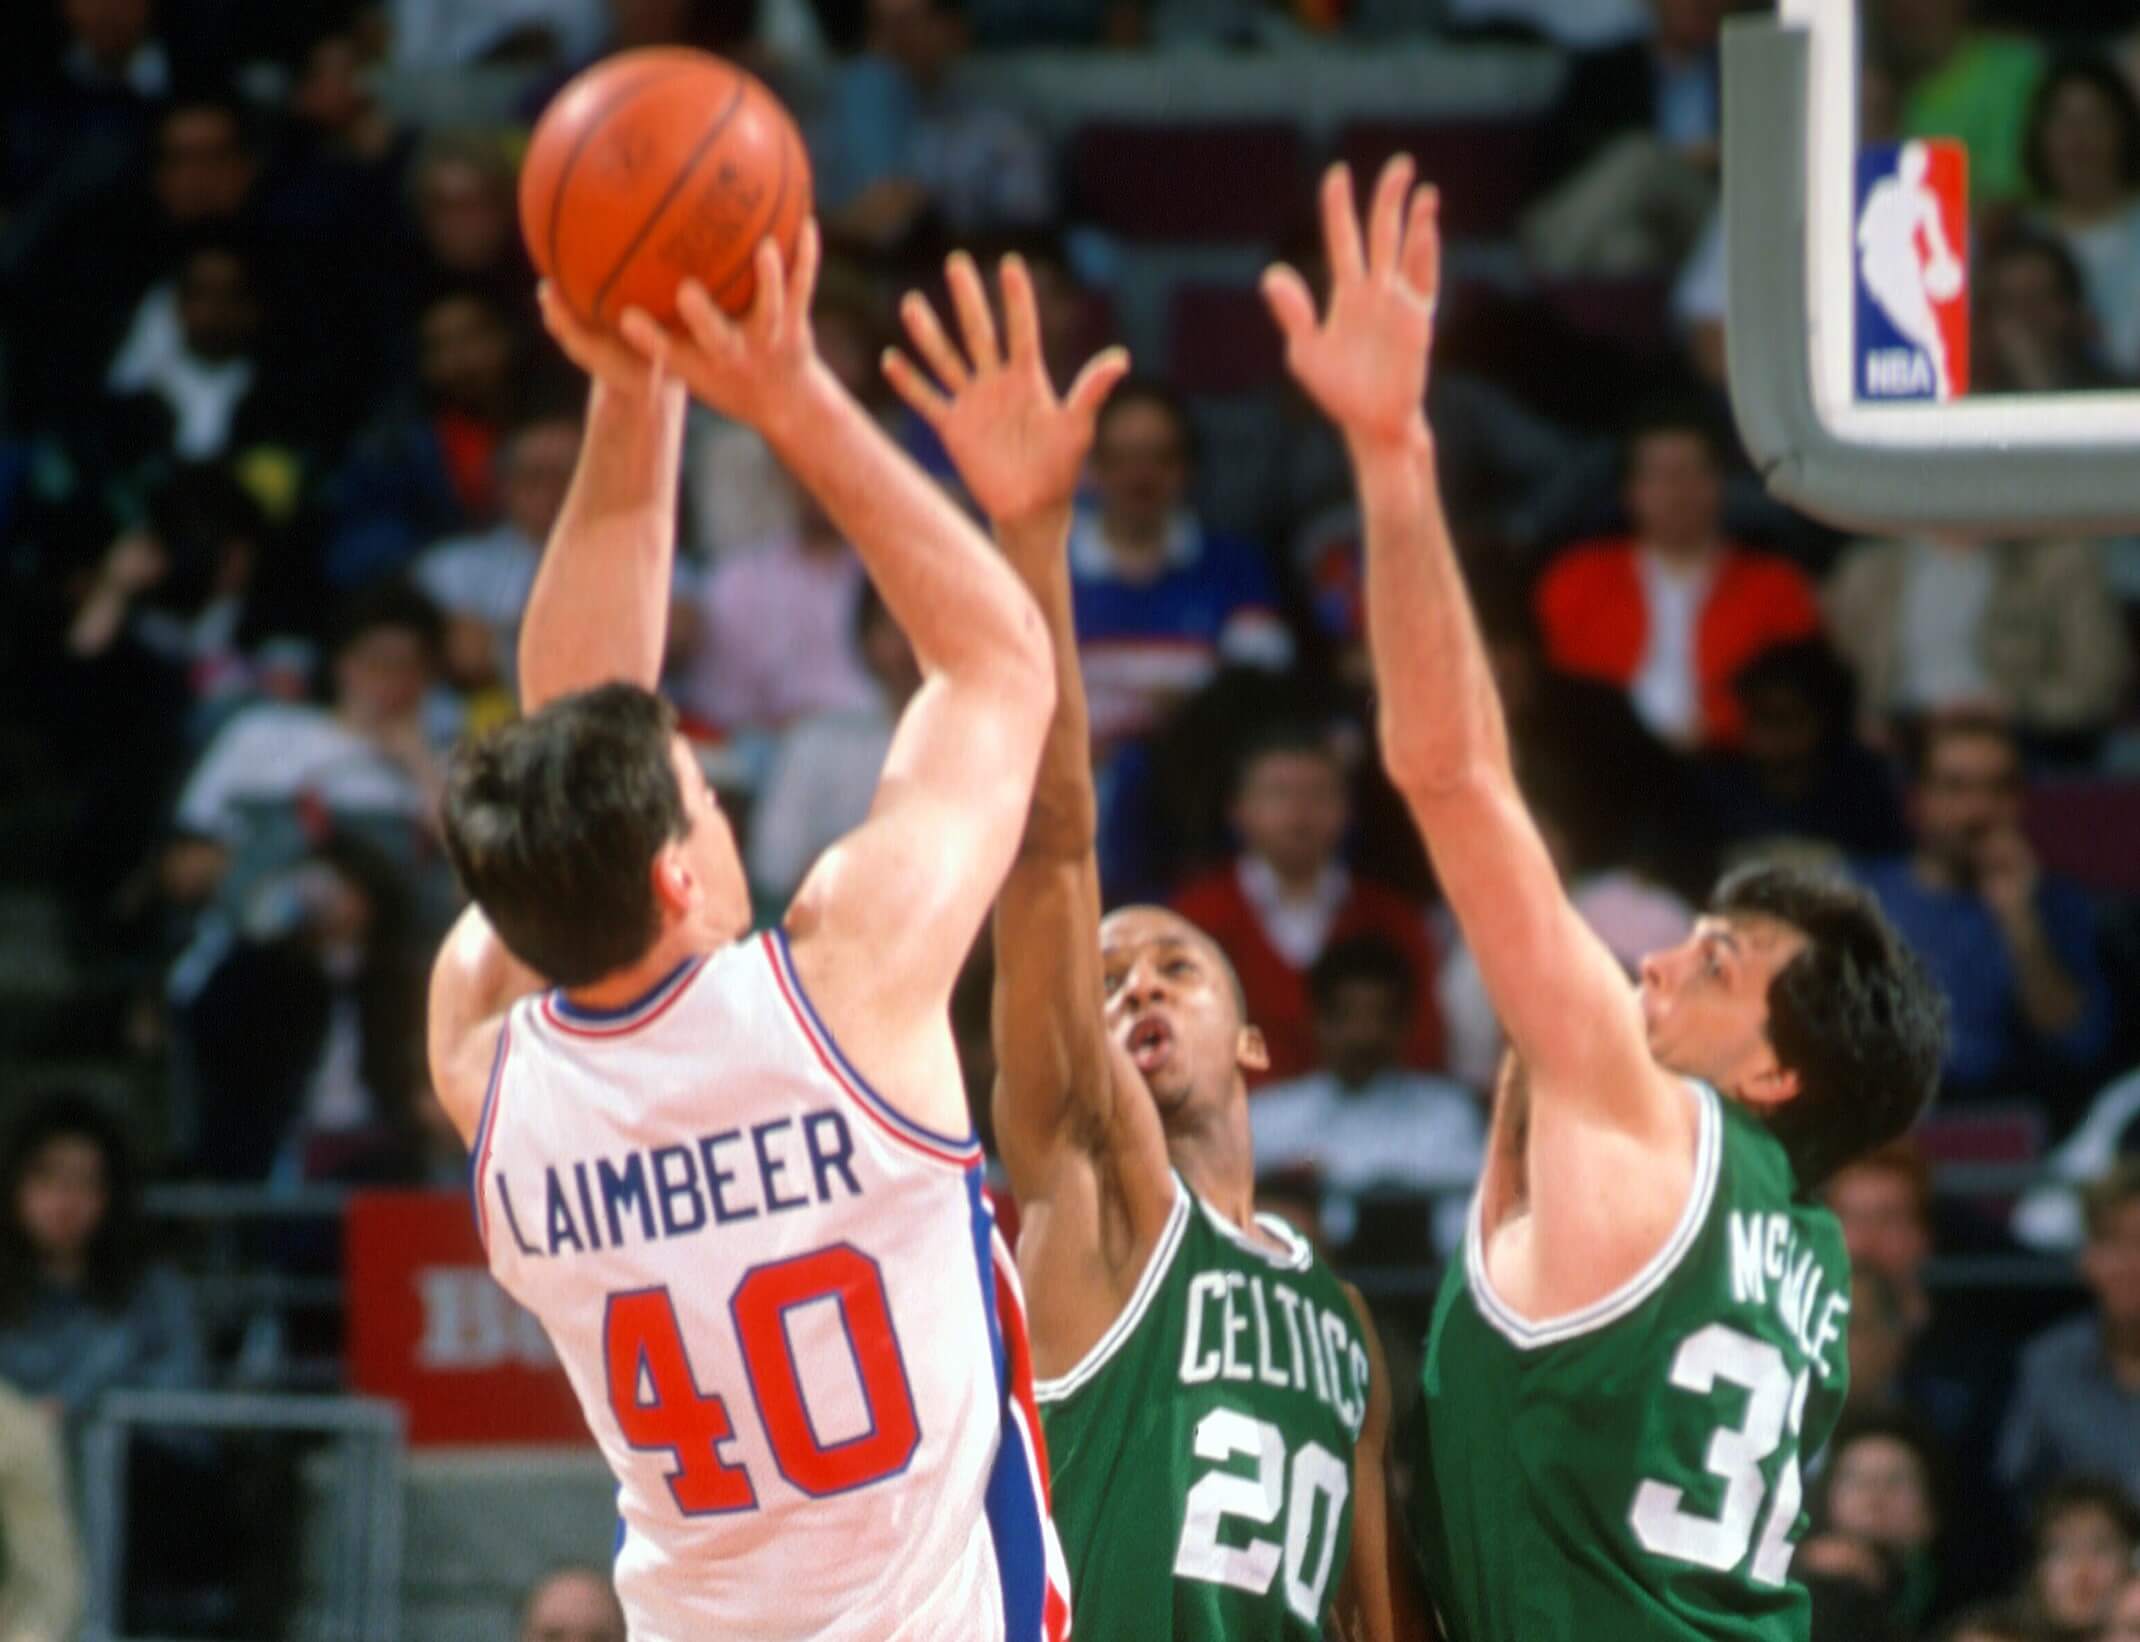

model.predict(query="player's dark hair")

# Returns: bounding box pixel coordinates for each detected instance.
[2025,54,2140,199]
[441,683,690,986]
[1230,719,1342,800]
[1308,934,1415,1013]
[1096,375,1199,466]
[1710,863,1946,1193]
[2032,1476,2140,1554]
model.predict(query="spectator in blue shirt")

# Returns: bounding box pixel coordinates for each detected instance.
[1069,378,1293,761]
[1852,709,2114,1108]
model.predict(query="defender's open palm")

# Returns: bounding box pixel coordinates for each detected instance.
[883,252,1129,530]
[613,222,826,430]
[1265,157,1440,449]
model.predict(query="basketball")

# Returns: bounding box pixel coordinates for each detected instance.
[520,48,812,329]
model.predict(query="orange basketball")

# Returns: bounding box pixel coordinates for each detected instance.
[520,48,812,329]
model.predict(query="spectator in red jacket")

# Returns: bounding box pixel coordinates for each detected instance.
[1535,407,1823,749]
[1171,723,1444,1085]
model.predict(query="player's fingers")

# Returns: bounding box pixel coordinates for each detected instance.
[1402,185,1443,307]
[677,279,744,359]
[1367,153,1415,277]
[1260,263,1319,347]
[614,307,671,383]
[880,347,950,426]
[899,290,970,392]
[1000,254,1044,375]
[946,251,1000,373]
[787,218,821,321]
[1063,344,1131,424]
[746,238,786,347]
[1321,163,1365,285]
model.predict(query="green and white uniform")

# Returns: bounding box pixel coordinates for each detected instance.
[1037,1175,1370,1640]
[1417,1082,1850,1642]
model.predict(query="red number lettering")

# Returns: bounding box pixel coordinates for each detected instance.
[732,1244,920,1497]
[603,1288,757,1515]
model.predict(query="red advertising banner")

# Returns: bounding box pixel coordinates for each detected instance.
[345,1190,592,1447]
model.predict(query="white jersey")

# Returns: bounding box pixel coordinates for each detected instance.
[472,929,1071,1642]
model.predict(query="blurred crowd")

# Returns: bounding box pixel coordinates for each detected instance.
[3,0,2140,1637]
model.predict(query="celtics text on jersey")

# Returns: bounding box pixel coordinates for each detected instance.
[1036,1175,1371,1641]
[1416,1081,1852,1642]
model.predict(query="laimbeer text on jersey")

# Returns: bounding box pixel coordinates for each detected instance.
[491,1107,863,1259]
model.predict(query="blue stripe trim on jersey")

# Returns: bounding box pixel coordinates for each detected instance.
[966,1169,1048,1642]
[465,1020,513,1247]
[768,926,980,1155]
[548,955,699,1024]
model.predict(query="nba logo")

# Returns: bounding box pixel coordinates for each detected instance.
[1855,139,1971,401]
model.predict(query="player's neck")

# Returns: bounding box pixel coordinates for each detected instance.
[562,925,725,1014]
[1168,1101,1264,1242]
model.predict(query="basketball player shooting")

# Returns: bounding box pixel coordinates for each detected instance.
[1265,157,1948,1640]
[880,254,1426,1642]
[426,230,1070,1642]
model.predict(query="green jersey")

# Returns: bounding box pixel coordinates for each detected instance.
[1037,1174,1370,1641]
[1416,1083,1850,1642]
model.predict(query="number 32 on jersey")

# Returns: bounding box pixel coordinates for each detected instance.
[1628,1323,1811,1584]
[604,1242,920,1514]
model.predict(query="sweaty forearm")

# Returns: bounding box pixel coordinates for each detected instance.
[1352,424,1512,797]
[518,379,688,711]
[998,508,1097,862]
[763,365,1048,692]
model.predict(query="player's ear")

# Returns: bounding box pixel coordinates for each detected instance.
[1236,1024,1269,1075]
[649,844,696,917]
[1739,1060,1801,1111]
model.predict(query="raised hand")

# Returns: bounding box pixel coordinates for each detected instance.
[537,283,672,401]
[613,221,827,432]
[1263,156,1440,450]
[882,251,1129,533]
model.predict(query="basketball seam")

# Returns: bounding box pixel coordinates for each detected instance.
[545,63,693,322]
[708,109,792,310]
[590,75,751,325]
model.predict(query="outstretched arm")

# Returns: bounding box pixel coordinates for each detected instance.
[518,292,686,711]
[881,255,1173,1247]
[1266,162,1674,1161]
[644,235,1055,1123]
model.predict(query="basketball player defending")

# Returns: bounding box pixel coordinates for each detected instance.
[1266,158,1948,1640]
[881,256,1424,1641]
[427,230,1071,1642]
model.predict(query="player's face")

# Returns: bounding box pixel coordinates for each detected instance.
[2039,1506,2133,1630]
[1827,1164,1930,1285]
[1637,915,1806,1108]
[1100,908,1261,1117]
